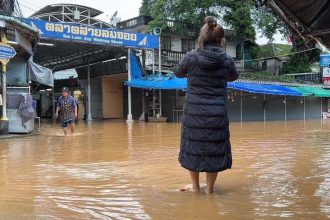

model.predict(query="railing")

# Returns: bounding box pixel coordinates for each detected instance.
[286,72,321,82]
[117,16,152,29]
[154,50,186,64]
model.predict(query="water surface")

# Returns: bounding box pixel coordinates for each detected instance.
[0,120,329,219]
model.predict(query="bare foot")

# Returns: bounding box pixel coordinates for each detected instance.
[199,184,207,193]
[179,184,199,192]
[179,184,207,193]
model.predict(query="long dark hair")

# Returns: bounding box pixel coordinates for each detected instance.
[198,16,224,48]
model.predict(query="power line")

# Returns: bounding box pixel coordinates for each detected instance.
[19,2,36,12]
[243,47,318,62]
[19,0,42,10]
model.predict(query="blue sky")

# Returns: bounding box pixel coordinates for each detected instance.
[20,0,286,45]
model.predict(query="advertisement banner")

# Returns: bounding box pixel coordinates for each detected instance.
[320,54,330,84]
[23,19,159,50]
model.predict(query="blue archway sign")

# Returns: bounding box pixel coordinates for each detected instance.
[23,18,159,50]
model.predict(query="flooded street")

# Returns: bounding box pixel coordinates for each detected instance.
[0,120,330,219]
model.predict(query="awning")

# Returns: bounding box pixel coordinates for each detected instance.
[126,77,303,96]
[28,58,54,87]
[266,0,330,50]
[290,86,330,97]
[289,87,313,96]
[126,77,187,90]
[227,82,303,96]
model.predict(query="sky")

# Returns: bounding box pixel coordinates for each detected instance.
[19,0,287,45]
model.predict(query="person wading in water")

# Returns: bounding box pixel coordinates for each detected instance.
[55,87,77,135]
[174,16,239,194]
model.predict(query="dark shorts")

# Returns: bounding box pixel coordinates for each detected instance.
[61,120,74,128]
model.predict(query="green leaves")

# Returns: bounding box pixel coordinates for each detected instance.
[140,0,259,40]
[223,0,256,39]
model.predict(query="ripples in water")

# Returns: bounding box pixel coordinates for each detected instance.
[33,162,150,220]
[0,120,330,219]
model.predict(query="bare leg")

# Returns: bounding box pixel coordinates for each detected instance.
[190,171,200,192]
[206,172,218,194]
[70,123,75,134]
[63,127,68,136]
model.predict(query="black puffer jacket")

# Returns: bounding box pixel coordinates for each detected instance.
[174,43,239,172]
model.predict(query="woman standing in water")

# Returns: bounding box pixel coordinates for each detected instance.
[174,16,239,194]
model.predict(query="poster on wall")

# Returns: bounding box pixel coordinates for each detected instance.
[320,54,330,84]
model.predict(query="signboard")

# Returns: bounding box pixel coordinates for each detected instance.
[320,54,330,67]
[23,18,159,50]
[320,54,330,84]
[0,35,16,72]
[0,44,16,60]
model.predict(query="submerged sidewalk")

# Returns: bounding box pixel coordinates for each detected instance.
[0,130,40,139]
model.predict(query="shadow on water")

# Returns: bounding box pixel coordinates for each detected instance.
[0,120,329,219]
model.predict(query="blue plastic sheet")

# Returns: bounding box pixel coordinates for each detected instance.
[126,58,302,96]
[227,82,303,96]
[130,51,143,80]
[126,76,303,96]
[126,77,187,90]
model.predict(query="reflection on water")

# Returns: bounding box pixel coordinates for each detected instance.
[0,120,330,219]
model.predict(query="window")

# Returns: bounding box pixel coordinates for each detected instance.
[161,36,171,51]
[182,39,195,53]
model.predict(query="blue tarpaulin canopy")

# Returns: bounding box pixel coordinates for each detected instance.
[126,77,187,90]
[126,75,304,96]
[126,53,304,96]
[227,82,303,96]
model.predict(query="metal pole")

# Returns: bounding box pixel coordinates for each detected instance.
[152,49,155,74]
[1,72,7,120]
[241,43,245,71]
[303,97,306,122]
[158,36,161,74]
[52,87,55,120]
[127,48,133,122]
[321,97,323,120]
[240,91,243,123]
[87,63,92,121]
[263,94,266,122]
[284,96,287,122]
[152,90,156,117]
[159,90,162,117]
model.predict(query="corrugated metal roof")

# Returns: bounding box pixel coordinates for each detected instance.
[267,0,330,49]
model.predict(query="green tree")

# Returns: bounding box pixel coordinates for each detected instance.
[139,0,153,17]
[222,0,256,39]
[139,0,257,40]
[140,0,320,71]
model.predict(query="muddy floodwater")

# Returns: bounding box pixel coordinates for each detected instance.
[0,120,330,219]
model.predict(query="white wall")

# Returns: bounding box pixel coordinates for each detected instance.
[225,42,236,58]
[164,33,237,56]
[167,34,182,52]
